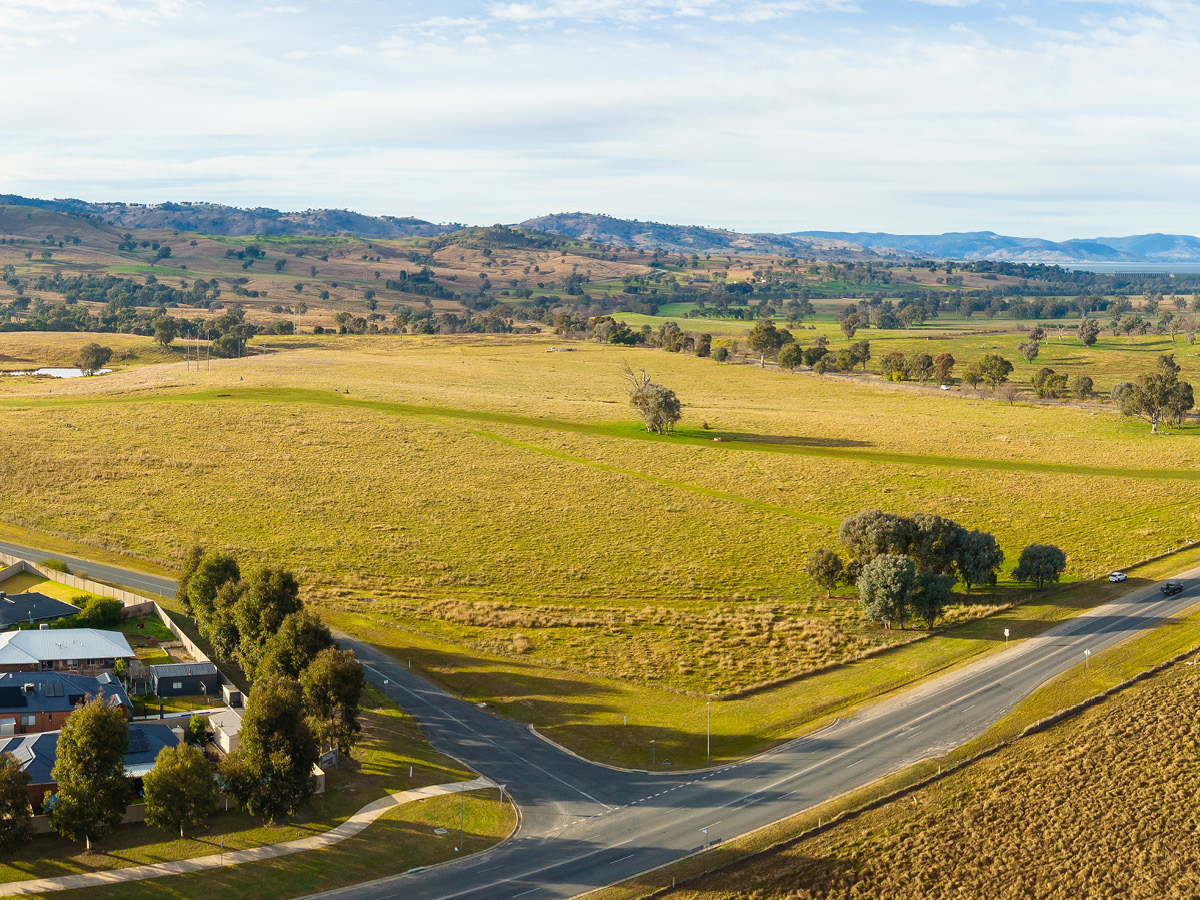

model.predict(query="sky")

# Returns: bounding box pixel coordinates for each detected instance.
[1,0,1199,238]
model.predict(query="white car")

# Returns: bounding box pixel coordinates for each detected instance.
[1109,571,1127,582]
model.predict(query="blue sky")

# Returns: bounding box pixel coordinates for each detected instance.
[0,0,1198,237]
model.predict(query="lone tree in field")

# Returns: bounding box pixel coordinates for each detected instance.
[301,647,366,764]
[622,365,682,435]
[746,319,789,367]
[840,313,861,341]
[0,752,32,853]
[153,316,179,348]
[977,354,1014,389]
[1078,317,1100,347]
[933,352,955,384]
[1018,341,1040,364]
[805,548,843,598]
[143,743,216,838]
[47,697,130,850]
[857,555,914,629]
[1071,374,1096,399]
[1116,353,1195,433]
[74,343,112,376]
[956,530,1005,595]
[220,676,319,824]
[1012,544,1067,590]
[777,343,802,371]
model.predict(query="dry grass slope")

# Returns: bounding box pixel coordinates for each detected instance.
[667,663,1200,900]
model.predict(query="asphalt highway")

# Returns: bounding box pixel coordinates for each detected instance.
[4,541,1196,900]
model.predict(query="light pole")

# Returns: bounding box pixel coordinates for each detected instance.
[706,701,711,764]
[457,784,465,852]
[650,740,655,770]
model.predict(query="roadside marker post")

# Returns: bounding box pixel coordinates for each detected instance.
[1004,628,1010,647]
[1085,648,1091,670]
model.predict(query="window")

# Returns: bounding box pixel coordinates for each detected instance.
[20,714,35,727]
[172,682,183,690]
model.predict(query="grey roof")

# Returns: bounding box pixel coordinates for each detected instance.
[0,671,130,715]
[0,592,80,629]
[0,629,134,667]
[0,722,182,786]
[207,708,242,735]
[150,662,218,678]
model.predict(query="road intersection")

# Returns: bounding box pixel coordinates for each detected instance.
[4,541,1195,900]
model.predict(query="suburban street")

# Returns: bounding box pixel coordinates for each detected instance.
[5,541,1197,900]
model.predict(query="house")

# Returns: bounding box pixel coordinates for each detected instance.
[150,662,220,698]
[0,628,135,674]
[208,708,242,755]
[0,591,80,631]
[0,722,182,809]
[0,672,130,736]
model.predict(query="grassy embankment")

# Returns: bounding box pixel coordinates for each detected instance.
[0,688,513,897]
[591,593,1200,900]
[2,339,1200,766]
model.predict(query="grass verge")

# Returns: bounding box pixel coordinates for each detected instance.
[584,594,1200,900]
[0,687,499,886]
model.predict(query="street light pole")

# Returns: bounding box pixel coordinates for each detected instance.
[650,740,655,770]
[458,784,465,852]
[706,701,711,764]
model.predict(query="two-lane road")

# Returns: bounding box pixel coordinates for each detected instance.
[6,542,1196,900]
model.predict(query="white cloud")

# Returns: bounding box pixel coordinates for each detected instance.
[2,1,1200,236]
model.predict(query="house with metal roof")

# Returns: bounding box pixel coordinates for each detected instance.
[0,671,130,736]
[0,628,135,674]
[0,722,183,809]
[0,591,80,631]
[208,708,242,755]
[150,662,220,698]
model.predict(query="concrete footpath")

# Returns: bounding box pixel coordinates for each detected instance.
[0,777,497,896]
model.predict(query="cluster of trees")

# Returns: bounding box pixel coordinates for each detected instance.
[1113,354,1195,432]
[177,550,364,819]
[806,510,1067,629]
[880,351,955,384]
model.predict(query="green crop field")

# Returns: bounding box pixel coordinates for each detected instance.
[3,330,1200,765]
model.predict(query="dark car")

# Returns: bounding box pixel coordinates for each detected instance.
[1162,582,1185,596]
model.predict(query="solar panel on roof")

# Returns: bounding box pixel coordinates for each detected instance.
[127,728,149,755]
[47,683,63,698]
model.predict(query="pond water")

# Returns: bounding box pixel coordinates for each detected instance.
[1,367,111,378]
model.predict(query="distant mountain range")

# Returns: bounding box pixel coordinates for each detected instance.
[0,195,458,239]
[4,195,1199,263]
[516,212,878,258]
[791,230,1200,264]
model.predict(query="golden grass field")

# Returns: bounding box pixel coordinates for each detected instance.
[664,659,1200,900]
[3,331,1200,764]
